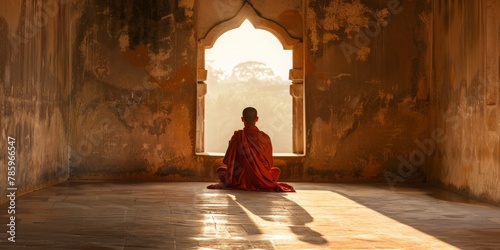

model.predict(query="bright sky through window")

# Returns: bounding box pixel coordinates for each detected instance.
[205,19,292,81]
[204,19,293,154]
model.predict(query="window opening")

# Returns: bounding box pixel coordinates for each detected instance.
[196,3,304,156]
[204,20,293,153]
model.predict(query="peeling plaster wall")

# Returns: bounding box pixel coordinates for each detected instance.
[302,0,429,183]
[197,0,302,39]
[70,0,204,180]
[0,0,71,204]
[71,0,431,183]
[70,0,305,181]
[428,0,500,204]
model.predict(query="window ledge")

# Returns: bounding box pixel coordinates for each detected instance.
[196,152,305,157]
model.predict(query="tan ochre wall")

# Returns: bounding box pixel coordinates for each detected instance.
[3,0,498,204]
[70,0,200,180]
[302,0,430,183]
[0,0,71,204]
[428,0,500,204]
[69,0,430,184]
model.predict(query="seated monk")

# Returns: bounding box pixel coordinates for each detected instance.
[207,107,295,192]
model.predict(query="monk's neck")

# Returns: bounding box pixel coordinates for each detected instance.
[244,125,258,130]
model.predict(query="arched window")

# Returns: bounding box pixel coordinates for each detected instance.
[196,3,304,156]
[204,19,292,153]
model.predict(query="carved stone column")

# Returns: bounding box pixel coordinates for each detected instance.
[196,81,207,153]
[290,81,304,154]
[290,63,304,154]
[289,41,304,154]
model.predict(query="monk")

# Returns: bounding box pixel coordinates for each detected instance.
[207,107,295,192]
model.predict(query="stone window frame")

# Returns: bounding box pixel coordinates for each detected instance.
[196,3,305,155]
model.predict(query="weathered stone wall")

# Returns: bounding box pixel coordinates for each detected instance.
[428,0,500,204]
[301,0,430,183]
[0,0,70,204]
[70,0,430,184]
[70,0,201,180]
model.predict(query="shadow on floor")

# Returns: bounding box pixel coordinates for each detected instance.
[308,183,500,249]
[230,191,328,245]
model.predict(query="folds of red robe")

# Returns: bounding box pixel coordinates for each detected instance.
[217,125,295,192]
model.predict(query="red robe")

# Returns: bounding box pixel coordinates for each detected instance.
[209,125,295,192]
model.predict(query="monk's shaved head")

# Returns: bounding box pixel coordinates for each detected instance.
[242,107,258,125]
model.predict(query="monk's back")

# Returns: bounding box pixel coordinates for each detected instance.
[207,107,294,192]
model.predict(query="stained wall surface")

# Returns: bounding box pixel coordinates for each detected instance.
[70,0,430,185]
[0,0,71,204]
[302,0,430,183]
[428,0,500,204]
[2,0,499,205]
[70,0,200,180]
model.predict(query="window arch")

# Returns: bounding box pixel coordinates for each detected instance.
[196,3,304,155]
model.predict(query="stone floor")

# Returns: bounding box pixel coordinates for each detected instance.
[1,182,500,249]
